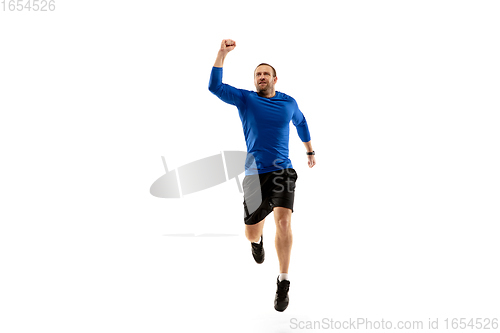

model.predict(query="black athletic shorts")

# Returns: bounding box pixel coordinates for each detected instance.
[242,168,298,225]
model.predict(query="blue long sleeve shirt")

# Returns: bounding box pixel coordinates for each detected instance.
[209,66,311,175]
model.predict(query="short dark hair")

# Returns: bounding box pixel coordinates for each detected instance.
[255,63,276,77]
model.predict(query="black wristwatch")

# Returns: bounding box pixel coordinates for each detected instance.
[306,151,315,155]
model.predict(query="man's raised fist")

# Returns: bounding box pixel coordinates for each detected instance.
[220,39,236,53]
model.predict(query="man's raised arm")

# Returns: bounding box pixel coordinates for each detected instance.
[208,39,244,107]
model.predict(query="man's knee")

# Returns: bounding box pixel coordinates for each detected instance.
[245,228,260,242]
[276,217,291,234]
[274,207,292,232]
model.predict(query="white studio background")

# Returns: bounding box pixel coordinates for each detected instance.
[1,1,499,332]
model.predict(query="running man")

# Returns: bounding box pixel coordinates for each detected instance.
[208,39,316,312]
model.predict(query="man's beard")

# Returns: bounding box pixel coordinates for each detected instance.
[257,82,271,94]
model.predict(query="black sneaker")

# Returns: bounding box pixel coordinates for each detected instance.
[251,235,265,264]
[274,277,290,312]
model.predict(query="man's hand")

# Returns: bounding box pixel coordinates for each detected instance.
[214,39,236,67]
[302,141,315,168]
[220,39,236,53]
[307,155,316,168]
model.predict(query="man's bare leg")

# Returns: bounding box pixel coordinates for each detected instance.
[273,207,293,274]
[245,218,265,243]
